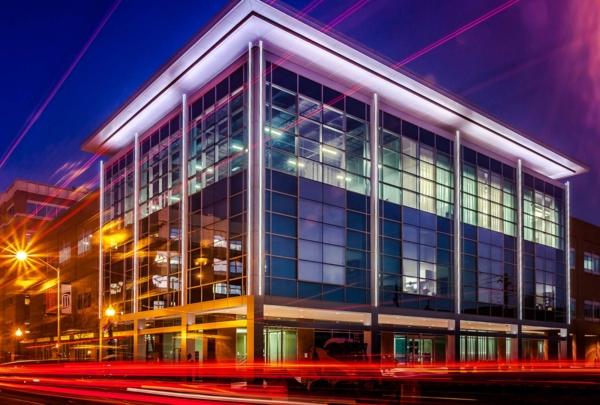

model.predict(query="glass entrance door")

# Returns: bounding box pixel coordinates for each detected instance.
[265,328,297,363]
[394,335,434,364]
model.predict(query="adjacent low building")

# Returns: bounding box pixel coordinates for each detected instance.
[0,180,86,361]
[570,217,600,362]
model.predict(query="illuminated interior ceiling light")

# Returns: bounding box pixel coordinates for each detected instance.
[206,167,214,173]
[336,174,352,181]
[287,159,305,167]
[321,146,338,155]
[169,195,181,201]
[264,127,283,137]
[232,166,240,172]
[231,143,244,151]
[195,165,203,171]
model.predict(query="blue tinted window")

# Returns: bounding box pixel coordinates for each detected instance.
[271,213,296,236]
[299,199,322,221]
[403,207,419,225]
[383,220,401,239]
[272,171,297,195]
[403,242,419,260]
[299,240,322,262]
[346,287,366,304]
[382,255,401,274]
[299,282,322,299]
[383,237,401,256]
[323,285,344,302]
[271,235,296,257]
[272,192,296,216]
[437,217,452,233]
[438,233,451,250]
[437,249,451,266]
[347,192,367,212]
[347,249,368,268]
[464,240,477,255]
[347,230,367,250]
[271,257,296,278]
[346,268,365,287]
[323,224,345,245]
[322,184,345,207]
[299,178,322,201]
[383,201,401,221]
[299,219,322,242]
[420,211,436,230]
[347,211,366,231]
[402,225,419,242]
[271,278,296,297]
[463,254,477,270]
[323,205,345,226]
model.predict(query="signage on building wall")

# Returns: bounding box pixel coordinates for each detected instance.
[44,284,72,314]
[61,283,72,314]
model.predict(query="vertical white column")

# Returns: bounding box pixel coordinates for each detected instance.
[249,41,265,296]
[565,180,571,324]
[181,94,189,307]
[257,40,265,296]
[454,131,461,314]
[369,93,379,307]
[133,133,140,313]
[98,160,104,319]
[517,159,523,321]
[246,42,253,296]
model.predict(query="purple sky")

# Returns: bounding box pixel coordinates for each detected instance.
[1,0,598,225]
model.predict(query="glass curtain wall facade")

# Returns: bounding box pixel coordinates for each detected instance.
[138,116,182,311]
[378,111,454,311]
[460,147,517,318]
[103,151,135,314]
[522,173,566,322]
[263,64,372,303]
[186,64,248,303]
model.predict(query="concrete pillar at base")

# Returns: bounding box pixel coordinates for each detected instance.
[133,320,145,360]
[454,320,460,363]
[180,313,195,362]
[517,324,523,360]
[369,311,381,362]
[247,296,264,362]
[380,332,393,363]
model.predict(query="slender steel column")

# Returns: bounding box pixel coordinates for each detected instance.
[249,41,265,296]
[516,159,523,321]
[246,42,253,296]
[98,160,104,319]
[180,94,189,307]
[565,180,571,324]
[453,131,461,314]
[369,93,379,307]
[133,133,140,313]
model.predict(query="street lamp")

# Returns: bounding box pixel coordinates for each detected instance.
[14,250,62,358]
[15,328,23,338]
[104,305,116,318]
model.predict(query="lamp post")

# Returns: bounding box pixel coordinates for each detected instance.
[14,250,62,358]
[104,305,116,360]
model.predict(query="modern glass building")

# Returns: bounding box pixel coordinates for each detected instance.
[84,0,587,363]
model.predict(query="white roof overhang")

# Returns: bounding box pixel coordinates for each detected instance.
[83,0,586,179]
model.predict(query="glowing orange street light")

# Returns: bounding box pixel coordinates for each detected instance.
[13,250,62,357]
[15,250,28,262]
[104,305,116,318]
[15,328,23,338]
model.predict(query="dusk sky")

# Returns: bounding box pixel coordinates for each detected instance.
[1,0,598,225]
